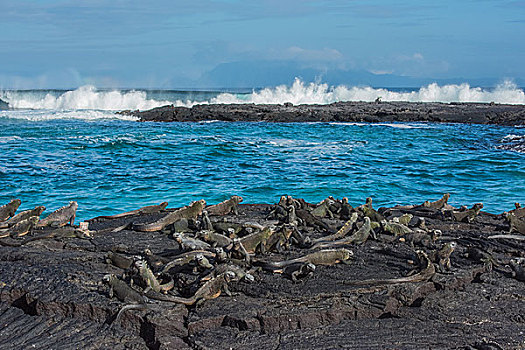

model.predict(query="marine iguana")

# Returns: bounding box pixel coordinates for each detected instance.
[432,242,457,272]
[239,226,276,254]
[132,199,206,232]
[280,262,316,282]
[312,212,359,244]
[380,219,412,237]
[3,226,90,246]
[228,238,251,263]
[37,201,78,228]
[0,216,39,238]
[505,212,525,234]
[311,217,372,249]
[451,203,483,223]
[509,258,525,282]
[0,199,21,222]
[134,260,174,293]
[465,246,499,271]
[311,198,335,219]
[196,230,232,247]
[296,208,335,233]
[509,203,525,219]
[173,232,211,251]
[394,213,413,226]
[423,193,450,210]
[339,197,354,220]
[201,210,214,231]
[145,271,236,306]
[342,250,435,286]
[161,250,216,274]
[258,248,353,270]
[359,198,384,222]
[400,229,441,248]
[106,251,134,270]
[0,206,45,229]
[103,274,147,325]
[206,196,243,216]
[87,202,168,222]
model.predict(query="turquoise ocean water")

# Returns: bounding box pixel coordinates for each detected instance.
[0,84,524,221]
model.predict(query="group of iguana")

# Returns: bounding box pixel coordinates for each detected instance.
[1,193,524,327]
[0,200,87,246]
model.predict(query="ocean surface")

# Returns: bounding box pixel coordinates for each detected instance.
[0,81,524,221]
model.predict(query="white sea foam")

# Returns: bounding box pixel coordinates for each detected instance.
[1,85,170,110]
[0,109,138,121]
[206,79,525,106]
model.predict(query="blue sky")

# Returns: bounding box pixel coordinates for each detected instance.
[1,0,524,88]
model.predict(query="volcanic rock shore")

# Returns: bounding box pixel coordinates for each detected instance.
[121,101,525,126]
[0,196,524,349]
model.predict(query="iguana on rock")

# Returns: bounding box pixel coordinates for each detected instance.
[311,198,335,219]
[239,226,276,254]
[196,230,232,247]
[259,248,353,270]
[312,212,359,244]
[465,246,499,271]
[161,250,216,274]
[509,203,525,219]
[0,216,39,238]
[509,258,525,282]
[206,196,243,216]
[134,260,173,293]
[296,208,335,233]
[339,197,354,220]
[132,199,205,232]
[359,198,384,223]
[0,199,21,222]
[394,213,413,226]
[380,219,412,237]
[37,201,78,228]
[145,271,236,306]
[452,203,483,223]
[87,202,168,222]
[228,238,251,263]
[1,226,90,246]
[281,262,316,282]
[201,210,214,231]
[0,206,45,229]
[432,241,456,272]
[103,274,147,326]
[505,212,525,234]
[173,232,211,251]
[311,217,372,249]
[400,229,440,248]
[106,251,134,269]
[342,250,435,286]
[423,193,450,210]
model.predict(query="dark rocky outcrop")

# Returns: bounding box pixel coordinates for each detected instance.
[123,101,525,126]
[0,199,524,349]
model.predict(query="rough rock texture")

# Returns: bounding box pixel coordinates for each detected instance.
[123,101,525,126]
[1,199,524,349]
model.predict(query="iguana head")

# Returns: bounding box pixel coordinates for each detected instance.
[173,232,183,243]
[28,216,39,226]
[515,203,521,209]
[69,201,79,210]
[224,270,237,282]
[195,254,213,269]
[231,195,243,204]
[10,199,22,207]
[134,259,148,271]
[341,248,354,260]
[443,193,450,202]
[143,248,153,256]
[473,203,483,211]
[102,274,116,284]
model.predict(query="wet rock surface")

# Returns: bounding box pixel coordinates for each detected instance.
[1,196,524,349]
[123,101,525,126]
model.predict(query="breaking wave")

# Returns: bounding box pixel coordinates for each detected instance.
[1,85,171,110]
[1,79,524,117]
[206,79,525,106]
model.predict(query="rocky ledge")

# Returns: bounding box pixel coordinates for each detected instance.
[119,101,525,126]
[0,195,524,349]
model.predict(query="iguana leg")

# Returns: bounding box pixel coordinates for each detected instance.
[70,214,76,226]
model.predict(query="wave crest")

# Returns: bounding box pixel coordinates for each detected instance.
[2,85,171,110]
[207,79,525,106]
